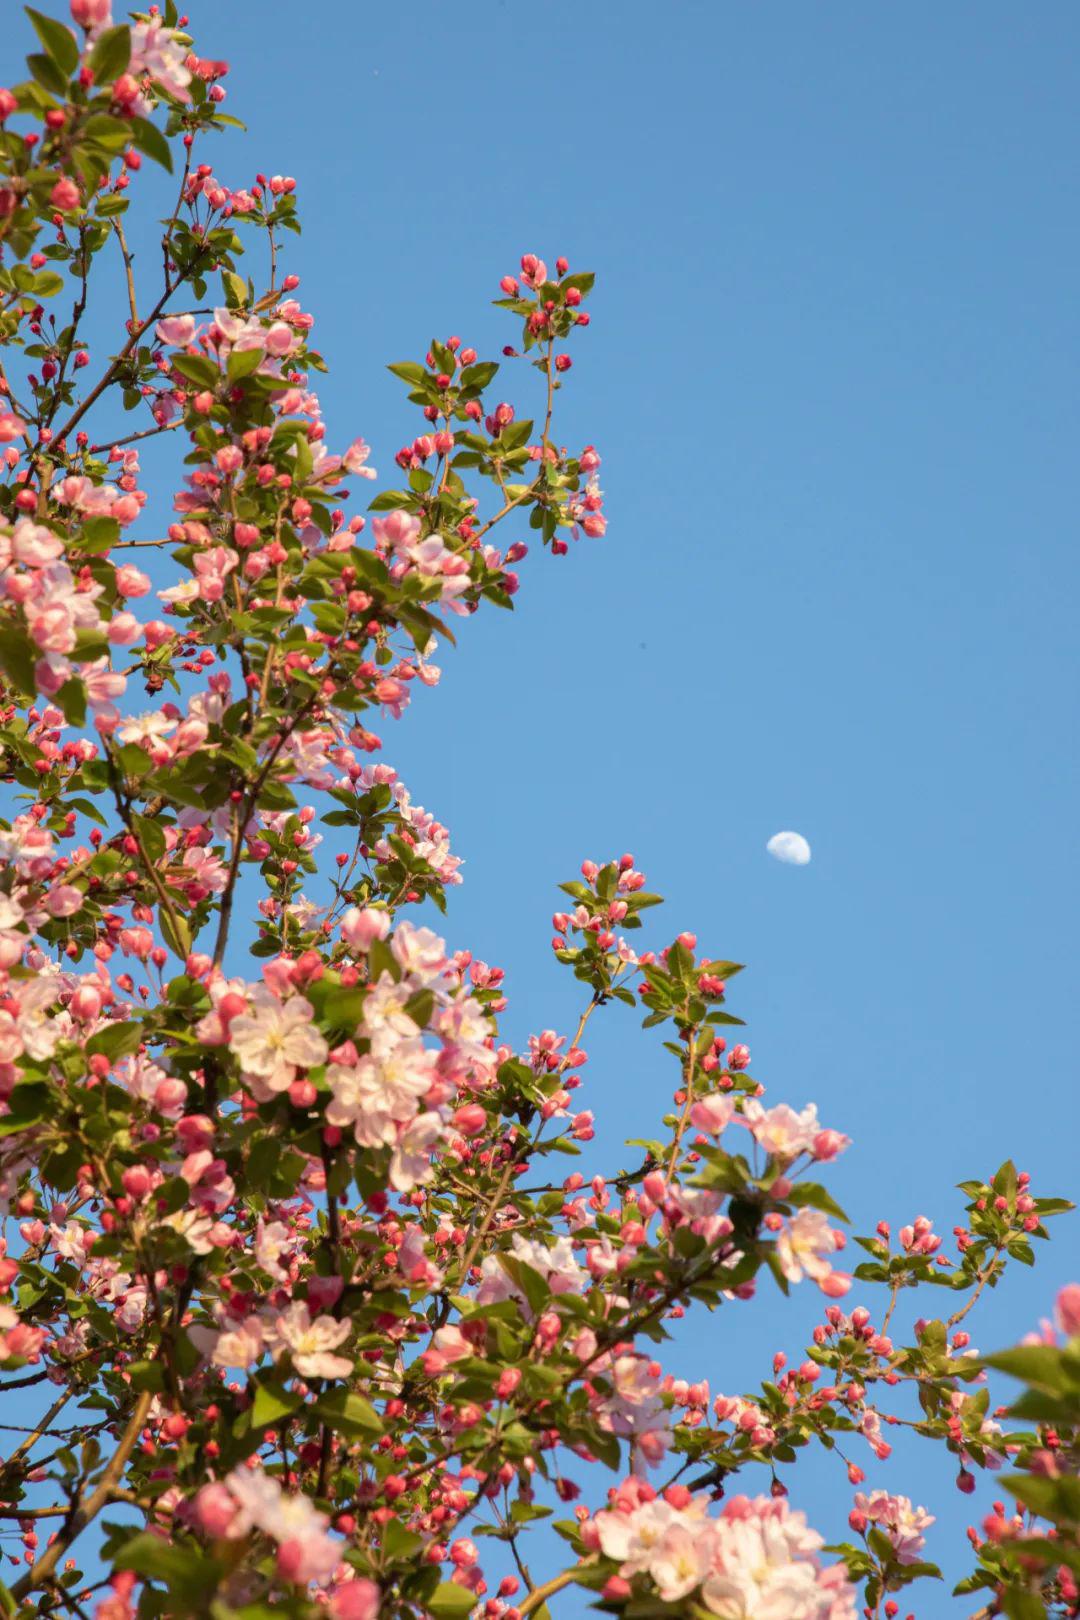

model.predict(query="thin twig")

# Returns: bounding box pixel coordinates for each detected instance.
[113,219,139,327]
[9,1388,153,1601]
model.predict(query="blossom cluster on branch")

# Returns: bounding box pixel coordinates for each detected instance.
[0,6,1074,1620]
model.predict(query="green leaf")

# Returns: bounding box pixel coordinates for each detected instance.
[459,360,498,391]
[0,1081,50,1137]
[227,346,263,382]
[72,627,109,663]
[1005,1470,1080,1524]
[131,812,166,864]
[786,1182,849,1223]
[313,1390,382,1438]
[80,515,119,551]
[27,51,68,96]
[387,361,429,386]
[0,628,37,695]
[171,352,219,389]
[382,1518,423,1560]
[87,24,131,86]
[114,1532,219,1596]
[55,679,86,727]
[26,8,79,76]
[160,910,193,961]
[1002,1589,1049,1620]
[129,115,173,173]
[365,489,411,508]
[220,268,247,308]
[322,986,366,1031]
[126,1359,166,1393]
[984,1345,1070,1394]
[498,1255,550,1316]
[85,1021,143,1061]
[31,270,64,299]
[1032,1197,1074,1215]
[251,1380,302,1429]
[426,1583,478,1620]
[66,796,107,827]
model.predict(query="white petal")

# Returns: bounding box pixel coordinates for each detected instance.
[766,830,811,866]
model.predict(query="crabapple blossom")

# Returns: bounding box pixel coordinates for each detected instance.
[852,1491,935,1565]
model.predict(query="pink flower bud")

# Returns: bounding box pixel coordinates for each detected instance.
[602,1578,632,1601]
[818,1270,853,1298]
[121,1165,151,1200]
[536,1311,561,1344]
[71,0,111,26]
[195,1482,237,1537]
[453,1103,487,1138]
[1055,1283,1080,1339]
[49,177,81,212]
[331,1581,380,1620]
[69,985,102,1022]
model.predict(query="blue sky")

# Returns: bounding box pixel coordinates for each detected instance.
[185,0,1078,1604]
[28,0,1080,1606]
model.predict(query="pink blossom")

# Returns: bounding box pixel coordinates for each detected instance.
[342,438,376,478]
[690,1094,735,1135]
[218,1466,340,1584]
[156,315,197,346]
[331,1580,380,1620]
[228,988,328,1096]
[742,1100,822,1160]
[129,19,193,101]
[1056,1283,1080,1339]
[593,1490,854,1617]
[390,920,448,982]
[71,0,112,25]
[9,521,64,568]
[50,177,81,213]
[477,1233,584,1314]
[340,906,389,952]
[776,1208,851,1295]
[43,885,82,918]
[853,1490,934,1565]
[431,1325,472,1364]
[389,1110,445,1192]
[195,1481,238,1537]
[271,1301,353,1380]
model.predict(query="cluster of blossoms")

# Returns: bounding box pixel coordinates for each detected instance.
[0,9,1072,1620]
[850,1491,936,1565]
[194,1463,343,1586]
[589,1479,856,1617]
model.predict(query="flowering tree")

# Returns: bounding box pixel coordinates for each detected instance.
[0,6,1075,1620]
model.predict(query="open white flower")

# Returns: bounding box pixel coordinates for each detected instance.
[389,1110,445,1192]
[228,988,328,1094]
[271,1302,352,1380]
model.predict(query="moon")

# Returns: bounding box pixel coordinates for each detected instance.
[767,831,811,866]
